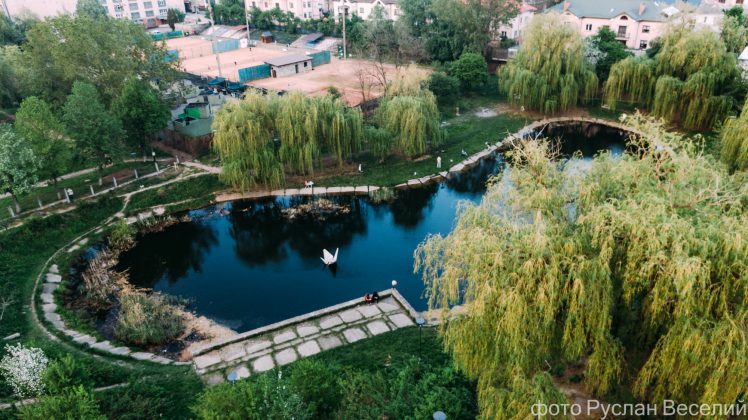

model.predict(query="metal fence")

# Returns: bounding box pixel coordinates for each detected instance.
[212,39,240,54]
[310,50,331,67]
[238,64,272,82]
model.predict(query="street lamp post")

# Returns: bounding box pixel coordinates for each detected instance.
[206,0,223,78]
[243,0,251,44]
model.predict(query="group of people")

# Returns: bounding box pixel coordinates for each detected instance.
[363,292,380,304]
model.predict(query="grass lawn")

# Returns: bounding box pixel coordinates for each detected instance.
[316,112,529,187]
[124,174,224,214]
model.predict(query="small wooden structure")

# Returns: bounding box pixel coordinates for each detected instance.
[260,31,274,44]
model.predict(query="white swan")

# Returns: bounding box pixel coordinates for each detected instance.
[321,248,339,265]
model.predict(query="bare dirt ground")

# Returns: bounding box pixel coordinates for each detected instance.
[251,57,398,105]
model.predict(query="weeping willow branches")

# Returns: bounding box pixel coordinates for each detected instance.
[721,101,748,172]
[498,13,598,115]
[605,23,738,131]
[415,114,748,418]
[212,92,363,189]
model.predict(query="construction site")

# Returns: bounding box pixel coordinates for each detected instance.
[164,30,396,105]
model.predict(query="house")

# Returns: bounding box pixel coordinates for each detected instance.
[264,54,313,77]
[245,0,329,20]
[498,2,538,41]
[330,0,400,20]
[548,0,670,50]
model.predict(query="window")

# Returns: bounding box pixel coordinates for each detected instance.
[252,1,256,6]
[131,11,140,18]
[585,24,592,31]
[304,62,308,67]
[115,12,123,17]
[129,3,138,10]
[359,7,364,13]
[617,25,627,38]
[620,15,628,20]
[738,0,744,4]
[159,8,167,16]
[143,1,152,8]
[639,40,648,49]
[642,25,650,33]
[718,0,726,3]
[288,2,292,7]
[500,30,507,38]
[275,2,279,7]
[146,9,154,16]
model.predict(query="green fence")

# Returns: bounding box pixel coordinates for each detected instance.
[152,30,183,41]
[238,64,271,82]
[166,49,179,62]
[213,39,240,53]
[310,50,331,67]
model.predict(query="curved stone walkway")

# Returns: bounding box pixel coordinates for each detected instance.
[190,289,419,384]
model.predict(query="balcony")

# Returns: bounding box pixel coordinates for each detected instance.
[616,32,630,40]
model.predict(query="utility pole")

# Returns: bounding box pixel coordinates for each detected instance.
[340,5,349,60]
[244,0,251,45]
[206,0,223,78]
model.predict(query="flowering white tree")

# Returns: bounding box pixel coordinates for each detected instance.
[0,344,48,398]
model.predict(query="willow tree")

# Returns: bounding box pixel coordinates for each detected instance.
[415,114,748,418]
[605,23,738,131]
[376,91,442,158]
[721,101,748,172]
[212,92,363,189]
[499,13,598,114]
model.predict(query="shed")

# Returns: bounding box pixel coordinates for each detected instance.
[260,31,274,43]
[264,54,313,78]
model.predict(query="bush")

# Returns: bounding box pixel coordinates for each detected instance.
[108,219,134,250]
[288,359,343,418]
[96,373,204,419]
[114,293,184,347]
[450,52,488,90]
[43,355,82,395]
[0,344,48,398]
[193,370,311,420]
[19,386,104,420]
[427,72,460,107]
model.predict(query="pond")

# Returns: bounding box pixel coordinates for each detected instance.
[117,124,627,333]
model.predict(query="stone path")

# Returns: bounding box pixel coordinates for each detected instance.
[189,289,419,384]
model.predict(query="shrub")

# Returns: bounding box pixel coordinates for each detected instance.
[114,293,184,347]
[193,370,311,420]
[288,359,343,418]
[43,355,82,395]
[81,250,120,310]
[0,344,48,398]
[19,386,104,420]
[450,52,488,90]
[108,219,134,250]
[96,373,204,420]
[427,72,460,107]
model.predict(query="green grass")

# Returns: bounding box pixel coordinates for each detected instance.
[249,30,300,46]
[317,112,528,187]
[125,174,223,214]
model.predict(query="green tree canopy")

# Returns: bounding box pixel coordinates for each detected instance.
[0,125,38,213]
[499,13,598,114]
[22,15,177,104]
[75,0,109,19]
[0,14,35,46]
[605,23,741,131]
[0,46,24,108]
[62,82,124,176]
[14,96,71,184]
[587,26,631,81]
[449,52,488,90]
[112,78,170,154]
[376,92,443,158]
[212,92,363,190]
[427,72,461,107]
[211,0,247,25]
[720,100,748,172]
[415,115,748,418]
[166,8,186,31]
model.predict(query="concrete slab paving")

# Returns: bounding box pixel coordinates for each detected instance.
[357,304,381,317]
[342,327,367,343]
[272,330,297,344]
[297,340,321,357]
[389,313,415,328]
[339,309,363,322]
[319,315,344,329]
[296,324,320,337]
[275,348,298,366]
[253,355,275,372]
[366,320,390,335]
[317,335,343,351]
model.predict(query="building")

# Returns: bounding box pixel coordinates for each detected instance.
[498,2,537,41]
[330,0,400,20]
[548,0,670,50]
[264,54,313,77]
[0,0,186,26]
[246,0,329,19]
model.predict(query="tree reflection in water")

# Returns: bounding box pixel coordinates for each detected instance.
[117,220,219,288]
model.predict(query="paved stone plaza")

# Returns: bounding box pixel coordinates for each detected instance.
[189,289,419,384]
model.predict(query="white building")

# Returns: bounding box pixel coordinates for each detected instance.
[330,0,400,20]
[246,0,328,19]
[498,2,537,41]
[0,0,186,27]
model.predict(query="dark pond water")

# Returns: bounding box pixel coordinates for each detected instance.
[117,125,626,332]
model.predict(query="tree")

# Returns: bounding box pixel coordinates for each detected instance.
[720,101,748,172]
[76,0,109,19]
[721,13,748,54]
[415,115,748,418]
[499,13,598,114]
[23,15,178,105]
[605,23,740,131]
[211,0,247,25]
[62,82,124,180]
[0,126,39,214]
[0,14,35,46]
[212,93,363,190]
[587,26,631,81]
[376,92,443,158]
[0,46,24,108]
[450,52,488,90]
[427,72,460,107]
[430,0,518,58]
[166,8,186,31]
[112,78,170,154]
[14,96,71,185]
